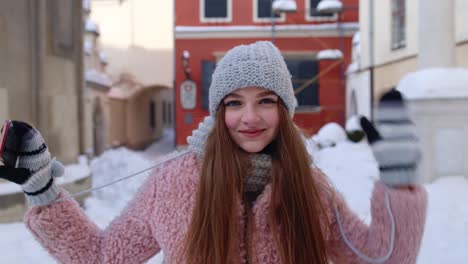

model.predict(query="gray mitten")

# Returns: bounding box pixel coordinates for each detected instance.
[362,90,421,187]
[0,120,64,206]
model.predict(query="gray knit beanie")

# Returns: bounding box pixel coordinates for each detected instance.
[209,41,297,117]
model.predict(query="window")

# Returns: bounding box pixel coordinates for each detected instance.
[254,0,284,22]
[201,60,216,110]
[306,0,337,21]
[391,0,406,49]
[162,101,167,124]
[285,59,320,108]
[149,100,156,130]
[167,102,173,124]
[201,0,232,22]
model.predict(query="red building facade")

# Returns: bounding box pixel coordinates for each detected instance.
[174,0,358,146]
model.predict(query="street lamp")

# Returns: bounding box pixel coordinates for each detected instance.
[271,0,297,43]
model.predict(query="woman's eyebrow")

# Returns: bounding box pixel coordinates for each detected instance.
[225,93,241,99]
[258,91,277,97]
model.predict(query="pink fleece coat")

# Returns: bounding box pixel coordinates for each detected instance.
[25,152,427,264]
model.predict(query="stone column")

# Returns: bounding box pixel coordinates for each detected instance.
[418,0,455,69]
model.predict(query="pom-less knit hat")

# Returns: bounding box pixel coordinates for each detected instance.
[209,41,297,117]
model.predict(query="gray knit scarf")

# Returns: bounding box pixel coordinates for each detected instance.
[187,116,272,192]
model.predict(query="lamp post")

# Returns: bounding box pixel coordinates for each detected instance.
[271,0,297,43]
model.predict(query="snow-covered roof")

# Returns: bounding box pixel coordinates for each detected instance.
[84,40,93,56]
[85,69,112,87]
[346,115,362,131]
[317,49,343,60]
[85,19,100,35]
[99,52,108,64]
[346,61,358,74]
[316,0,343,14]
[397,68,468,100]
[272,0,297,13]
[83,0,90,13]
[108,87,132,99]
[315,122,347,147]
[352,31,360,46]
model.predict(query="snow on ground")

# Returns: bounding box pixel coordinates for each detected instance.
[397,68,468,100]
[0,128,467,263]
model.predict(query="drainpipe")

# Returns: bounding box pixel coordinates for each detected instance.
[76,1,85,154]
[368,0,374,121]
[29,0,40,125]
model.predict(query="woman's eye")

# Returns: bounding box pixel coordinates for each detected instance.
[259,98,277,104]
[224,100,241,107]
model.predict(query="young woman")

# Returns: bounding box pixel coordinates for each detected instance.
[0,41,426,264]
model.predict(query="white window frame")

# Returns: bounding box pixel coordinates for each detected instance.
[200,0,232,23]
[253,0,286,23]
[305,0,338,22]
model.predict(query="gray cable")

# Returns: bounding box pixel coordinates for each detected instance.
[53,150,190,204]
[333,185,395,263]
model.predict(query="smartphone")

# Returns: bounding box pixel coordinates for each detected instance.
[0,120,20,167]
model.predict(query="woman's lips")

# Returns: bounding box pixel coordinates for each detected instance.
[239,129,265,138]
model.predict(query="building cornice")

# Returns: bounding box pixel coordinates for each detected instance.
[175,23,359,39]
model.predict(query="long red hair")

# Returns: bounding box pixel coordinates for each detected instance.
[182,101,330,263]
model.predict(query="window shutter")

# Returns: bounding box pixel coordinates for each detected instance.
[201,60,216,110]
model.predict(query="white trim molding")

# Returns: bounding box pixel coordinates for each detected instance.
[253,0,286,23]
[175,23,359,39]
[305,0,338,22]
[200,0,233,23]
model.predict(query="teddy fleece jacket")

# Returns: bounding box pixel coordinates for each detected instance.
[24,152,427,264]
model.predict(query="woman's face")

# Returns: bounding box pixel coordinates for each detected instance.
[223,86,280,153]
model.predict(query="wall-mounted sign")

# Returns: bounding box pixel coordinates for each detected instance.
[180,80,197,110]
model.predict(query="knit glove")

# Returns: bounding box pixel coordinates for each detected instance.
[361,90,421,187]
[0,120,64,206]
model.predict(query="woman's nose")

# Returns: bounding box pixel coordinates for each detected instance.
[241,105,261,124]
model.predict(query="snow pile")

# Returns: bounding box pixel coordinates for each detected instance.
[99,51,108,64]
[85,147,154,227]
[397,68,468,100]
[345,115,362,131]
[85,69,112,87]
[315,122,347,148]
[83,40,93,56]
[85,19,100,35]
[317,49,343,60]
[417,176,468,263]
[272,0,297,12]
[316,0,343,13]
[313,140,378,223]
[83,0,90,13]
